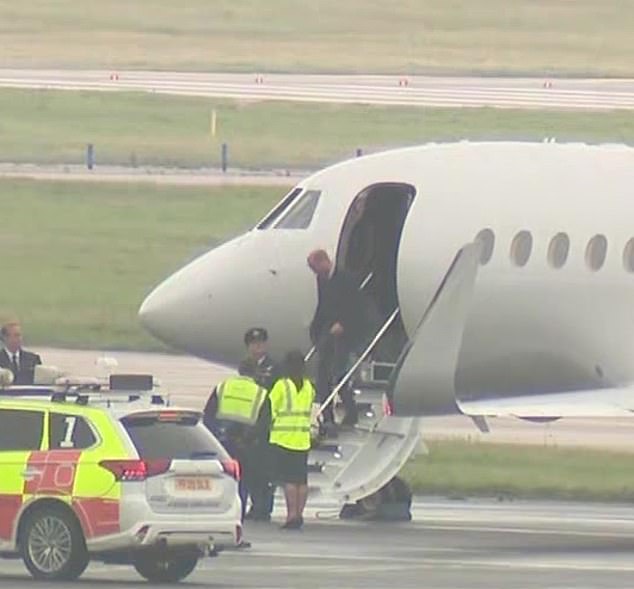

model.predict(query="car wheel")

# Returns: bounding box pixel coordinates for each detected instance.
[20,505,89,581]
[133,551,199,583]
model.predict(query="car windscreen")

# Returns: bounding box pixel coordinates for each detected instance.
[121,412,227,460]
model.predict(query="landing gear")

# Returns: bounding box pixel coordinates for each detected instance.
[339,476,412,521]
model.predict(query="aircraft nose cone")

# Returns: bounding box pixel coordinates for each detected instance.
[137,239,248,359]
[138,281,183,347]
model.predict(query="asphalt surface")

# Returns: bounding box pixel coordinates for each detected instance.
[39,347,634,452]
[1,70,634,110]
[2,499,634,588]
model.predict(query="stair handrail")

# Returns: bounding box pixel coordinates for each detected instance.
[315,307,400,419]
[304,271,374,363]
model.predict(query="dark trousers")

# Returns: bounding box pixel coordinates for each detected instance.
[315,335,358,424]
[221,436,249,521]
[242,443,274,517]
[218,427,273,519]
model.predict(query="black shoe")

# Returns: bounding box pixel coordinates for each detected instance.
[236,539,252,549]
[280,518,302,530]
[320,421,339,439]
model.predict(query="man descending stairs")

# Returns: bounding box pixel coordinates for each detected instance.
[305,309,421,519]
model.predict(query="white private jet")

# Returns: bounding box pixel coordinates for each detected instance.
[139,141,634,506]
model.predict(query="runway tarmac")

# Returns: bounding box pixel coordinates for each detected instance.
[4,348,634,586]
[0,163,303,186]
[2,498,634,588]
[1,70,634,110]
[39,347,634,452]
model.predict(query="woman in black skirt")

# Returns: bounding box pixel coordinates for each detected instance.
[268,350,315,529]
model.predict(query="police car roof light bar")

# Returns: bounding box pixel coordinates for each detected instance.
[0,374,165,406]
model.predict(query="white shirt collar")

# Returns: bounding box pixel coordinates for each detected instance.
[4,348,20,360]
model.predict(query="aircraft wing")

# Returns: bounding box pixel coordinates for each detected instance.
[458,387,634,419]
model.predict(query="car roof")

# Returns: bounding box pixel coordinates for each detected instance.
[0,391,201,420]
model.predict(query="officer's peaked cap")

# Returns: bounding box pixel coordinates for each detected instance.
[244,327,268,345]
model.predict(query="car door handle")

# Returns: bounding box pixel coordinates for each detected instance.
[21,468,43,480]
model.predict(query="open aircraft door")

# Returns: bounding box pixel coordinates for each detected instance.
[388,241,482,416]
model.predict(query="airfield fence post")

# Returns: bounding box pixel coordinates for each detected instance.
[356,148,363,157]
[221,143,228,172]
[86,143,95,170]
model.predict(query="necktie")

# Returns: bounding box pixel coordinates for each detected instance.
[11,353,19,374]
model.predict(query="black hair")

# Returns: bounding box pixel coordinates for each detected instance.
[284,349,306,383]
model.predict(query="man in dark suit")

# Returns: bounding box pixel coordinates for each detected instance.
[0,321,42,385]
[307,250,370,428]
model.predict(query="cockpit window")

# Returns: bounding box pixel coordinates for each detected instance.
[257,187,303,230]
[275,190,322,230]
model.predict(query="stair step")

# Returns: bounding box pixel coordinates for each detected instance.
[311,448,344,462]
[334,400,377,417]
[316,443,341,453]
[353,388,386,403]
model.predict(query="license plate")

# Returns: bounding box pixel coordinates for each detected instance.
[173,477,213,492]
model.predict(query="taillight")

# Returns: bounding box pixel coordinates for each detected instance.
[221,459,241,481]
[100,459,171,481]
[383,394,394,416]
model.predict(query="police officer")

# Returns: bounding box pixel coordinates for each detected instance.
[203,359,269,528]
[243,327,279,390]
[242,327,279,521]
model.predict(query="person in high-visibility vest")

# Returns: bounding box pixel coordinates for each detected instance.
[269,349,316,529]
[203,358,270,526]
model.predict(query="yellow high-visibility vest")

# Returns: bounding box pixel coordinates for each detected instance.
[269,378,315,451]
[216,376,266,425]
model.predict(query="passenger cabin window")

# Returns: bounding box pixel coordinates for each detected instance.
[623,238,634,273]
[275,190,321,229]
[475,228,495,265]
[256,187,303,230]
[49,413,98,450]
[0,409,44,451]
[510,230,533,267]
[548,233,570,269]
[585,234,608,271]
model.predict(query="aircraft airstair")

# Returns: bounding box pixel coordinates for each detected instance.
[306,308,422,506]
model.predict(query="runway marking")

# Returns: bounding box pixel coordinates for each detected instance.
[419,523,634,538]
[201,562,423,574]
[215,552,634,574]
[1,71,634,110]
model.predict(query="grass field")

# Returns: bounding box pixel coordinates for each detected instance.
[1,88,633,170]
[402,440,634,502]
[0,179,282,350]
[1,1,633,75]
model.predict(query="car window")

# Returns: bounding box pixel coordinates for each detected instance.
[0,409,44,451]
[121,412,227,460]
[49,413,98,450]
